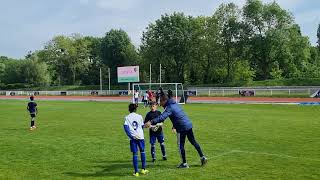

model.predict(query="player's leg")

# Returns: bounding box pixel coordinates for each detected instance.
[130,140,139,175]
[177,131,189,168]
[138,139,149,174]
[150,135,156,162]
[30,114,36,129]
[186,128,207,166]
[157,133,166,160]
[32,115,36,128]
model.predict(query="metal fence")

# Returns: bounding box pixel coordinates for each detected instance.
[0,90,127,96]
[188,87,320,97]
[0,87,319,97]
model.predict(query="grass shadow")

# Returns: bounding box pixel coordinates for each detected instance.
[64,159,176,177]
[65,161,131,177]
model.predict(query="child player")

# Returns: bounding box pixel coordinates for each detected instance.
[27,96,38,130]
[123,103,149,177]
[144,101,167,162]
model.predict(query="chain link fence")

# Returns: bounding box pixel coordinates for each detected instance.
[0,87,319,97]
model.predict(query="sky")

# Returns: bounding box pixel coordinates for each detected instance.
[0,0,319,59]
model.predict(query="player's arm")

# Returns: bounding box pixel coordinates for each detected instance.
[143,113,150,128]
[123,125,134,140]
[150,107,172,125]
[123,119,134,139]
[155,111,163,126]
[144,113,150,124]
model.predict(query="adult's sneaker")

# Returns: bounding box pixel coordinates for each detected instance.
[177,163,189,168]
[201,156,208,166]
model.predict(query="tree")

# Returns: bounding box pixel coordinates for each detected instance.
[22,58,51,86]
[215,3,242,82]
[38,35,92,85]
[243,0,294,80]
[141,13,194,83]
[101,29,138,85]
[0,63,5,83]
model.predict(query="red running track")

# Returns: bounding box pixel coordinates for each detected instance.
[0,96,319,104]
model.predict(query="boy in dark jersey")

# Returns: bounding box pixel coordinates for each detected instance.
[144,101,167,162]
[27,96,38,130]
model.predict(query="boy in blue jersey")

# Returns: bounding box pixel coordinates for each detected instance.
[145,90,208,168]
[27,96,38,130]
[123,103,149,177]
[144,101,167,163]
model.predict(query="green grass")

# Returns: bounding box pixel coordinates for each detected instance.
[0,100,320,179]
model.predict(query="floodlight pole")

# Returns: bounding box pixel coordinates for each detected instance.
[108,67,111,94]
[100,68,102,94]
[160,63,162,87]
[149,64,151,90]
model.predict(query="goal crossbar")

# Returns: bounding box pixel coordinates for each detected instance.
[132,83,185,104]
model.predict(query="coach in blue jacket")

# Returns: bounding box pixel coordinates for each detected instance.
[145,89,208,168]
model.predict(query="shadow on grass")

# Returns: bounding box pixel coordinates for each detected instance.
[64,160,131,177]
[64,160,174,177]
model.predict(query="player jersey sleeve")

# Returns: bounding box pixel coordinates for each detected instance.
[123,117,133,139]
[144,112,150,123]
[124,116,131,126]
[140,115,144,128]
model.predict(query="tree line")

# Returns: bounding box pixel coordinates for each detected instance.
[1,0,320,89]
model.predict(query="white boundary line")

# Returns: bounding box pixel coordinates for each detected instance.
[130,149,320,176]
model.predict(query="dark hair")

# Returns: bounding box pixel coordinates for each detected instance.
[159,88,169,102]
[129,103,137,113]
[149,101,157,106]
[167,89,173,99]
[30,96,34,101]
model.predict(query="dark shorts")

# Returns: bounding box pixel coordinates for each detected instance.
[150,133,165,144]
[30,113,36,118]
[130,139,145,153]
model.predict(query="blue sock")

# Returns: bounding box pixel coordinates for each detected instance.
[151,144,156,159]
[133,153,138,173]
[160,143,166,157]
[141,151,146,169]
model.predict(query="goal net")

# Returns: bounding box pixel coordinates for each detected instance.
[132,83,186,105]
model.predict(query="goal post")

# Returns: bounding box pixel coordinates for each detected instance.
[132,83,186,105]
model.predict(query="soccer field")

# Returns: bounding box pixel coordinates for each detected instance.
[0,100,320,179]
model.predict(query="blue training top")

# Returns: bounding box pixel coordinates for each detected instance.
[151,99,192,133]
[27,101,37,114]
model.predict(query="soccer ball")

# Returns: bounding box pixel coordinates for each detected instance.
[151,125,159,132]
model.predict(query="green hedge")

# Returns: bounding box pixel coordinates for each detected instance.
[189,78,320,87]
